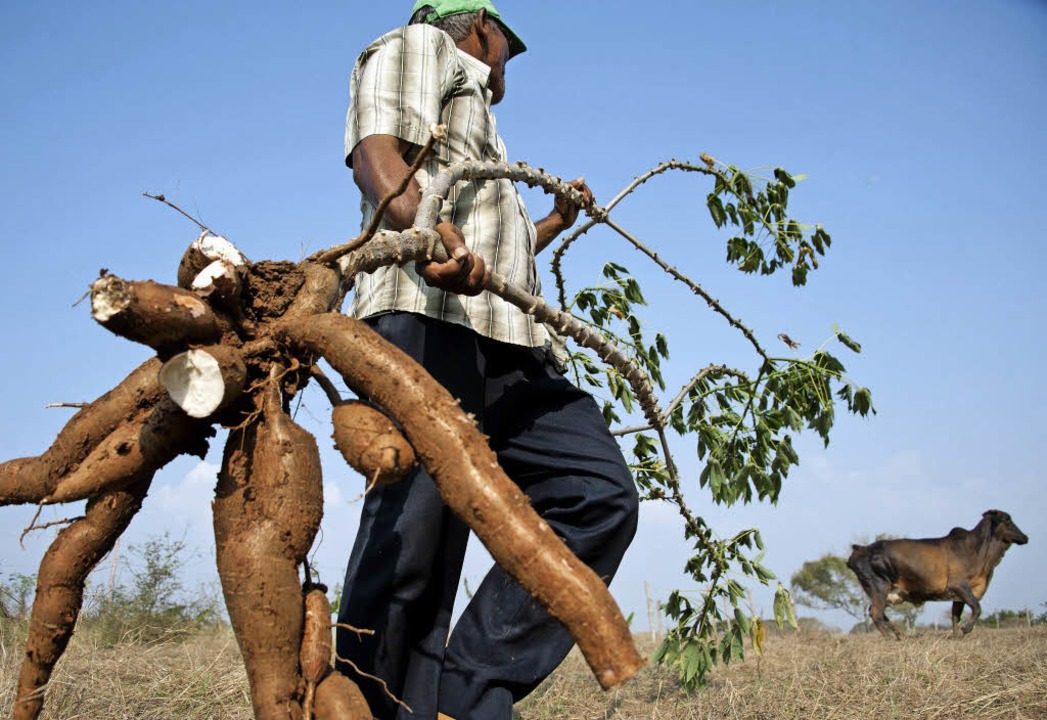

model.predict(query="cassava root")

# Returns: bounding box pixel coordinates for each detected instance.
[13,476,152,720]
[332,401,417,487]
[278,313,645,690]
[213,366,324,720]
[300,586,333,720]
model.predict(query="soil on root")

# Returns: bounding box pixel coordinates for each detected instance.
[241,261,305,325]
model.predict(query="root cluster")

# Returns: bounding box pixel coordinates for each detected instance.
[1,161,647,718]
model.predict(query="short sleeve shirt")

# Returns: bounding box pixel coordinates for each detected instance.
[345,24,560,355]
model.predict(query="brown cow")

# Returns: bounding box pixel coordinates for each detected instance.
[847,509,1028,639]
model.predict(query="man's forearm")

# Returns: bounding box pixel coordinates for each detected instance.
[352,135,424,231]
[534,213,568,254]
[534,178,591,253]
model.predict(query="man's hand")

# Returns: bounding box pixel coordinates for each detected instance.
[552,177,594,230]
[534,177,594,253]
[416,221,489,296]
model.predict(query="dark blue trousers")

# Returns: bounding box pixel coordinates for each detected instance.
[334,312,638,720]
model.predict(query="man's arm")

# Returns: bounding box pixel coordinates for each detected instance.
[534,177,594,254]
[352,135,488,295]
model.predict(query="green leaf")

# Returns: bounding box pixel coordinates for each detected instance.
[682,643,700,684]
[655,333,669,359]
[774,167,796,188]
[791,262,809,286]
[735,171,753,198]
[753,561,777,583]
[835,328,863,353]
[623,278,646,304]
[733,607,750,635]
[773,584,798,629]
[812,350,846,374]
[730,626,745,663]
[707,193,727,228]
[853,387,875,416]
[773,586,788,629]
[700,458,726,495]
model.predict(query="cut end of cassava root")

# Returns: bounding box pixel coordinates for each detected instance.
[191,259,243,303]
[177,232,247,290]
[159,347,247,419]
[90,275,131,322]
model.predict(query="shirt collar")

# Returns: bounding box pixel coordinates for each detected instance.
[456,48,494,103]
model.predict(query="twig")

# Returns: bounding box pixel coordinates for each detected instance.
[552,158,715,309]
[142,192,213,234]
[311,124,447,266]
[20,504,83,548]
[331,623,375,638]
[46,402,89,410]
[602,216,768,362]
[334,652,412,714]
[231,358,303,434]
[612,364,736,436]
[345,469,381,506]
[656,427,678,485]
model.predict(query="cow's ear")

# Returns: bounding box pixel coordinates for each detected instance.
[985,509,1006,531]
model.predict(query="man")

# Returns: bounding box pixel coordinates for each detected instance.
[336,3,639,718]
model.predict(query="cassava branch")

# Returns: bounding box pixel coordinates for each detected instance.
[337,229,662,427]
[13,474,152,720]
[321,159,664,425]
[413,159,600,232]
[277,313,645,690]
[551,158,714,309]
[310,122,447,265]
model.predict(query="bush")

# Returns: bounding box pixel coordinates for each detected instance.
[0,572,36,621]
[81,532,223,645]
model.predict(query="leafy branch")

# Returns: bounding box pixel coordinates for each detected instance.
[542,155,873,688]
[333,143,873,689]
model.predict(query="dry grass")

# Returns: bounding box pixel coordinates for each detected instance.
[0,621,252,719]
[2,622,1045,719]
[518,628,1047,720]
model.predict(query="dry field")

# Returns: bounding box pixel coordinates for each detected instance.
[2,622,1044,719]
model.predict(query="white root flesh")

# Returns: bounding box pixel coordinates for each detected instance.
[159,347,247,419]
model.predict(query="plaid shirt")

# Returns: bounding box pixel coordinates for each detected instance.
[345,23,561,357]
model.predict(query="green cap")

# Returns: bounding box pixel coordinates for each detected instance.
[411,0,527,57]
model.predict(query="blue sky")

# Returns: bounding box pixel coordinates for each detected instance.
[1,1,1045,633]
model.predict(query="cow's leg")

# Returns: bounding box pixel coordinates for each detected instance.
[950,601,965,636]
[867,584,902,640]
[850,562,901,640]
[950,585,981,636]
